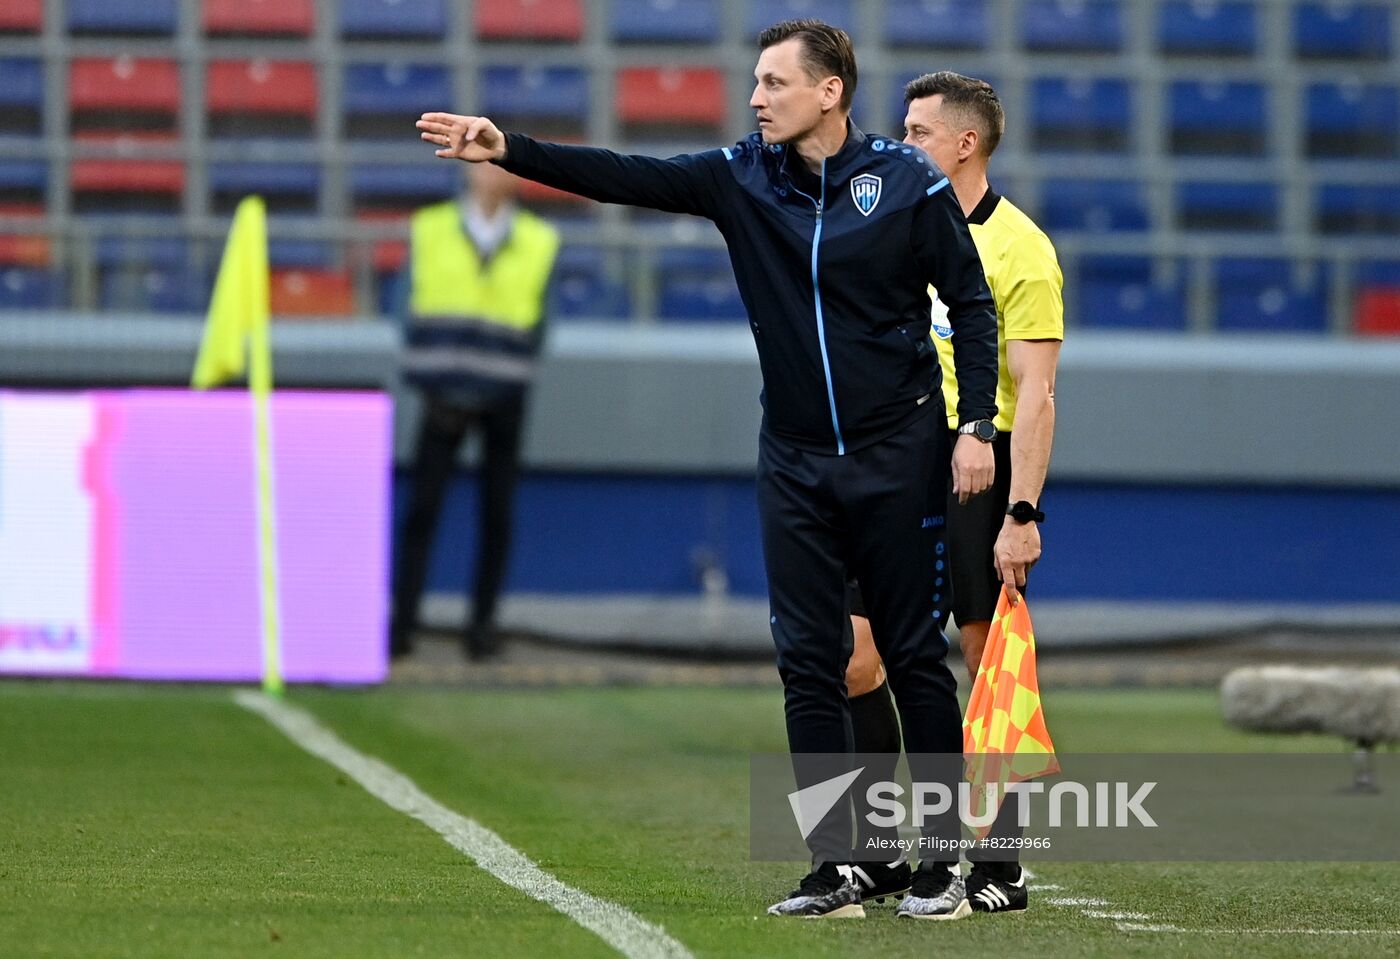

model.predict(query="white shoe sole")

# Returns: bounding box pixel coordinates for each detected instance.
[767,903,866,919]
[898,898,972,920]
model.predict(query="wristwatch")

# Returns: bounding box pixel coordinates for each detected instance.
[1006,500,1045,524]
[957,419,997,443]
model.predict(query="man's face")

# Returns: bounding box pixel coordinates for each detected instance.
[750,39,830,145]
[902,94,963,172]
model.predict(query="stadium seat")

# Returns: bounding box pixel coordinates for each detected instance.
[1294,2,1391,60]
[270,269,357,317]
[1076,255,1187,330]
[68,0,177,35]
[207,60,318,139]
[0,204,49,268]
[0,160,46,204]
[1022,0,1124,53]
[71,160,184,214]
[0,266,57,308]
[209,163,320,214]
[617,68,725,130]
[1214,258,1328,332]
[344,63,451,139]
[1315,184,1400,234]
[475,0,584,41]
[885,0,990,49]
[549,246,632,320]
[746,0,855,38]
[1157,0,1257,56]
[1031,77,1132,152]
[69,58,180,132]
[1176,181,1278,232]
[1168,80,1267,156]
[481,66,589,121]
[1304,83,1398,159]
[1040,179,1149,232]
[1353,260,1400,334]
[656,247,744,321]
[0,0,42,33]
[203,0,314,37]
[341,0,445,39]
[349,163,458,213]
[95,238,203,313]
[611,0,720,43]
[0,59,43,138]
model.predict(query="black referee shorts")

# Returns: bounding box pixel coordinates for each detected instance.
[847,431,1016,628]
[945,430,1014,627]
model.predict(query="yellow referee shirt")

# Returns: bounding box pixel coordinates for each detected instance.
[931,190,1064,432]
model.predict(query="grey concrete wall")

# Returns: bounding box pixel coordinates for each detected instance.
[4,314,1399,487]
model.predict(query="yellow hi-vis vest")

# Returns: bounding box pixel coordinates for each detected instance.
[409,201,559,329]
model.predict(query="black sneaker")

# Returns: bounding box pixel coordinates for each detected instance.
[895,862,971,920]
[967,864,1028,913]
[767,862,865,918]
[840,860,911,904]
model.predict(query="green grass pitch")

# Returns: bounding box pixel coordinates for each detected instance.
[3,681,1397,958]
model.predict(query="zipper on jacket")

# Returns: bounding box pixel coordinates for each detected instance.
[790,158,845,455]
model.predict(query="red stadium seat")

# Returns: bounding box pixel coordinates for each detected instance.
[70,57,180,112]
[271,269,357,317]
[475,0,583,41]
[355,211,409,272]
[0,204,49,267]
[207,60,318,117]
[0,0,43,33]
[71,159,185,194]
[616,67,725,126]
[519,179,587,206]
[1355,288,1400,335]
[203,0,314,36]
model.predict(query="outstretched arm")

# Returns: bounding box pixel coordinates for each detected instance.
[416,112,726,219]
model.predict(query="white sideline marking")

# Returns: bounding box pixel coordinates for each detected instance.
[1083,910,1151,920]
[1044,896,1111,907]
[234,691,693,959]
[1116,923,1400,937]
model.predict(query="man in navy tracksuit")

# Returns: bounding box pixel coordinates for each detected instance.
[417,19,998,920]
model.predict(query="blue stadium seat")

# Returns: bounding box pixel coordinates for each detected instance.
[1022,0,1123,52]
[1041,180,1149,232]
[1356,260,1400,287]
[0,158,45,202]
[611,0,720,43]
[747,0,855,41]
[1031,77,1132,152]
[657,247,744,321]
[1076,256,1187,330]
[0,266,57,308]
[68,0,177,35]
[1176,181,1277,231]
[1294,2,1392,60]
[350,163,458,211]
[1214,258,1328,332]
[208,163,320,213]
[268,236,336,269]
[884,0,990,49]
[1304,83,1398,158]
[1315,184,1400,234]
[340,0,445,39]
[0,59,42,136]
[549,247,632,320]
[343,63,452,138]
[1157,0,1256,56]
[99,265,207,312]
[1168,80,1267,156]
[481,66,589,120]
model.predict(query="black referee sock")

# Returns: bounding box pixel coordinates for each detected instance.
[971,798,1024,882]
[850,680,903,858]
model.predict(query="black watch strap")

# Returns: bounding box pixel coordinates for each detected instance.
[1006,500,1045,524]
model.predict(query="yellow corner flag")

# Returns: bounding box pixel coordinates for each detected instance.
[191,195,284,696]
[962,587,1060,837]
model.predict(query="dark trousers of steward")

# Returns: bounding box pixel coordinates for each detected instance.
[758,402,962,862]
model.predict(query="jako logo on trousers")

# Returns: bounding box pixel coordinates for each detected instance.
[921,515,945,528]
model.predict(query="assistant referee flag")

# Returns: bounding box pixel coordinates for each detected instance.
[963,587,1059,834]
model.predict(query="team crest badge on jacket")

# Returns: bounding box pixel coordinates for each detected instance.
[850,174,882,216]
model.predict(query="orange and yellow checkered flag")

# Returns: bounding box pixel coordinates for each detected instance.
[963,587,1060,836]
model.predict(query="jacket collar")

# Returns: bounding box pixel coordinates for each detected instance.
[778,118,869,182]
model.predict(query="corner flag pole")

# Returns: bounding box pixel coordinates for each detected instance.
[191,195,284,695]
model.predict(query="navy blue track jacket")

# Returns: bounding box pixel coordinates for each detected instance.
[499,121,998,455]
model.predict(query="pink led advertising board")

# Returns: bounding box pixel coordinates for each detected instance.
[0,389,391,683]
